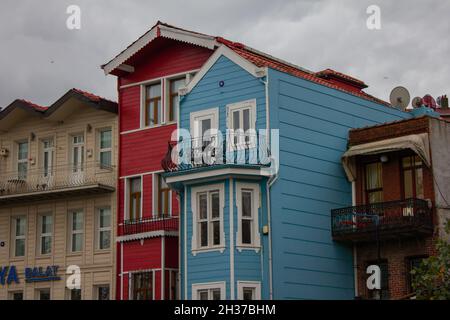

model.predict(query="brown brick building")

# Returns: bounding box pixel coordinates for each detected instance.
[331,114,450,299]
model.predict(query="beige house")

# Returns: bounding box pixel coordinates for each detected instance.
[0,89,118,300]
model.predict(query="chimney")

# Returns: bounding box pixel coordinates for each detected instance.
[314,69,368,94]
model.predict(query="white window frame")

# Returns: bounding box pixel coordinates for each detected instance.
[38,213,53,255]
[129,270,156,300]
[98,128,112,168]
[191,183,225,255]
[237,281,261,300]
[226,99,257,150]
[96,207,111,250]
[236,182,261,251]
[192,281,226,300]
[71,134,85,173]
[69,210,84,253]
[124,176,143,221]
[190,107,219,141]
[12,216,26,258]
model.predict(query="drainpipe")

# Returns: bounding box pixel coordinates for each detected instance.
[267,173,278,300]
[352,181,358,298]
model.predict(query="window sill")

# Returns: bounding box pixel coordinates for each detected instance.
[94,248,112,254]
[236,245,261,253]
[9,256,25,262]
[191,246,226,256]
[66,252,83,257]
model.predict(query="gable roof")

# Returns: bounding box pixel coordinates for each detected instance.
[0,89,117,131]
[103,21,390,106]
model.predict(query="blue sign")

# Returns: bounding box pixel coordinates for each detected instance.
[25,266,60,283]
[0,266,19,285]
[0,265,60,285]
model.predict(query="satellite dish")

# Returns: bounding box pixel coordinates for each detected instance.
[390,86,410,110]
[412,97,423,108]
[423,94,437,109]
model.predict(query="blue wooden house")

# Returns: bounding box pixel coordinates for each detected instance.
[161,41,411,300]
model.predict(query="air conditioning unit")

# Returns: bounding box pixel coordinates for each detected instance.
[0,148,8,157]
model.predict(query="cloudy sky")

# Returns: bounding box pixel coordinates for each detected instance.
[1,0,449,108]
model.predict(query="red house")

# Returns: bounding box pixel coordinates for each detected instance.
[101,22,217,300]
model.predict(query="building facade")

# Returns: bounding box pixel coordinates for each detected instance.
[332,113,450,299]
[101,22,218,300]
[160,34,415,299]
[0,89,118,300]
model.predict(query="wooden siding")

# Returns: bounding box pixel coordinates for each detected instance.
[268,67,411,299]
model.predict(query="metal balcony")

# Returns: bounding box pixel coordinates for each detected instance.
[161,133,272,173]
[0,162,116,205]
[331,198,433,242]
[120,216,179,236]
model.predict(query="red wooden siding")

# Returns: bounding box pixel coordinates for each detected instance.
[119,124,177,177]
[123,238,162,271]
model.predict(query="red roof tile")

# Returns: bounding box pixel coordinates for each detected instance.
[18,99,48,112]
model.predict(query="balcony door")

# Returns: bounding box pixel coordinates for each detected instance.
[190,108,219,164]
[41,139,54,188]
[364,162,383,204]
[71,135,85,183]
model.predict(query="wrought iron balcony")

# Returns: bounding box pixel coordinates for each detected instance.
[161,133,272,173]
[0,162,115,204]
[331,198,433,242]
[120,216,179,236]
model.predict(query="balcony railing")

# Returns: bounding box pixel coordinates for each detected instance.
[161,133,272,173]
[0,162,115,204]
[331,198,433,242]
[120,216,179,236]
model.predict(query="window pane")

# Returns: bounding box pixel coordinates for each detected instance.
[242,191,252,217]
[415,168,424,199]
[100,231,110,249]
[212,221,220,245]
[199,290,208,300]
[16,218,25,236]
[243,288,254,300]
[18,142,28,160]
[100,130,112,149]
[200,222,208,247]
[39,290,50,300]
[100,151,112,167]
[201,119,211,137]
[171,78,185,93]
[369,191,383,204]
[72,212,83,231]
[212,289,221,300]
[147,83,161,98]
[98,286,110,300]
[41,236,52,254]
[12,292,23,300]
[15,239,25,256]
[70,289,81,300]
[100,209,111,228]
[211,192,220,218]
[243,109,250,132]
[402,156,412,168]
[72,233,83,252]
[365,162,382,190]
[199,194,207,219]
[18,162,27,179]
[242,219,252,244]
[233,111,240,130]
[42,215,52,233]
[403,169,413,198]
[131,178,141,193]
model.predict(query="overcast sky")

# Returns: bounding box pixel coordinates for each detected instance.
[1,0,449,108]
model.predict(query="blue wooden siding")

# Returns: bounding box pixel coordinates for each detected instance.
[182,178,266,299]
[268,68,411,299]
[180,55,266,133]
